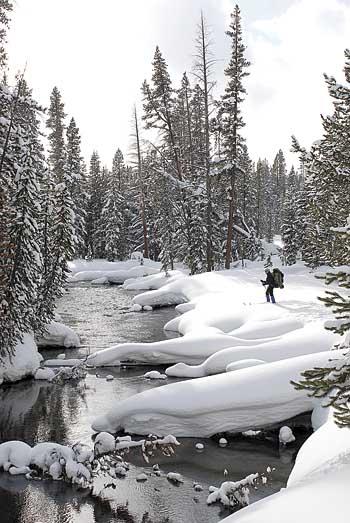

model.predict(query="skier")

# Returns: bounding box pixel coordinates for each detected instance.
[261,268,276,303]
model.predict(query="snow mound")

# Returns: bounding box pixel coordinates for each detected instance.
[0,334,41,385]
[143,370,167,380]
[123,270,186,291]
[36,321,80,348]
[91,350,344,437]
[90,277,109,285]
[279,426,296,445]
[70,263,160,284]
[165,323,338,378]
[34,368,56,381]
[226,360,266,372]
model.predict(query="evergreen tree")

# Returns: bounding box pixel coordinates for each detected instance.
[0,80,43,357]
[281,167,299,265]
[66,117,87,257]
[219,4,250,269]
[293,216,350,426]
[47,87,66,183]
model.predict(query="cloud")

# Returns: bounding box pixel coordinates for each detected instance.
[6,0,350,170]
[239,0,350,166]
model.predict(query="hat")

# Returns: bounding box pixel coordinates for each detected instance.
[264,269,270,273]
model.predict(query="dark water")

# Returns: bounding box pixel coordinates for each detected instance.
[0,284,310,523]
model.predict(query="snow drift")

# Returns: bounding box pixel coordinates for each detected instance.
[92,349,345,437]
[0,334,41,385]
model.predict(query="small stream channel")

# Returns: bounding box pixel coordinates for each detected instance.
[0,283,311,523]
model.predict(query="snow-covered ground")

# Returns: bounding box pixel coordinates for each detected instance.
[87,262,338,367]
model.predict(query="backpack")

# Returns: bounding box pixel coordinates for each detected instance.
[273,269,284,289]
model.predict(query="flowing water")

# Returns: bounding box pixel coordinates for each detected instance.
[0,284,311,523]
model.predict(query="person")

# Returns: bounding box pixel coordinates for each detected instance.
[261,268,276,303]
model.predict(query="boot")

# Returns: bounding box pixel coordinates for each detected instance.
[266,294,270,303]
[271,295,276,304]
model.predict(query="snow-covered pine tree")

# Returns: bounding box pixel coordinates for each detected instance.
[66,117,87,257]
[0,78,43,357]
[271,149,287,235]
[293,216,350,426]
[100,150,127,261]
[219,4,250,269]
[142,46,197,273]
[40,86,75,322]
[292,49,350,267]
[281,166,299,265]
[86,151,103,257]
[47,87,66,184]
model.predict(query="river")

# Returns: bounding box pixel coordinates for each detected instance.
[0,283,310,523]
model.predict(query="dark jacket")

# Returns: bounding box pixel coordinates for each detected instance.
[262,272,275,287]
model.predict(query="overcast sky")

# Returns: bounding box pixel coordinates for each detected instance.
[7,0,350,169]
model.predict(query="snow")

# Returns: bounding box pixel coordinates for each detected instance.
[279,426,295,445]
[36,320,80,348]
[94,432,115,455]
[69,259,161,284]
[136,472,148,481]
[143,370,167,380]
[226,360,266,372]
[44,358,83,367]
[91,349,345,437]
[220,408,350,523]
[167,472,184,483]
[0,334,41,385]
[165,322,338,378]
[208,474,259,507]
[87,262,341,368]
[130,303,142,312]
[34,368,56,381]
[123,270,186,291]
[90,276,109,285]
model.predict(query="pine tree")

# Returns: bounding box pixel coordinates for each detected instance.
[0,79,43,357]
[281,167,299,265]
[86,151,103,256]
[293,216,350,426]
[47,87,66,184]
[271,150,287,234]
[66,117,87,257]
[219,4,250,269]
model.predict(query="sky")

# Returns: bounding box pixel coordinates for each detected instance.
[7,0,350,169]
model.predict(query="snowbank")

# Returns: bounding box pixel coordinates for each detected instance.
[91,349,344,437]
[220,408,350,523]
[123,270,186,291]
[165,323,338,378]
[69,259,161,284]
[36,321,80,348]
[0,334,41,385]
[86,332,277,367]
